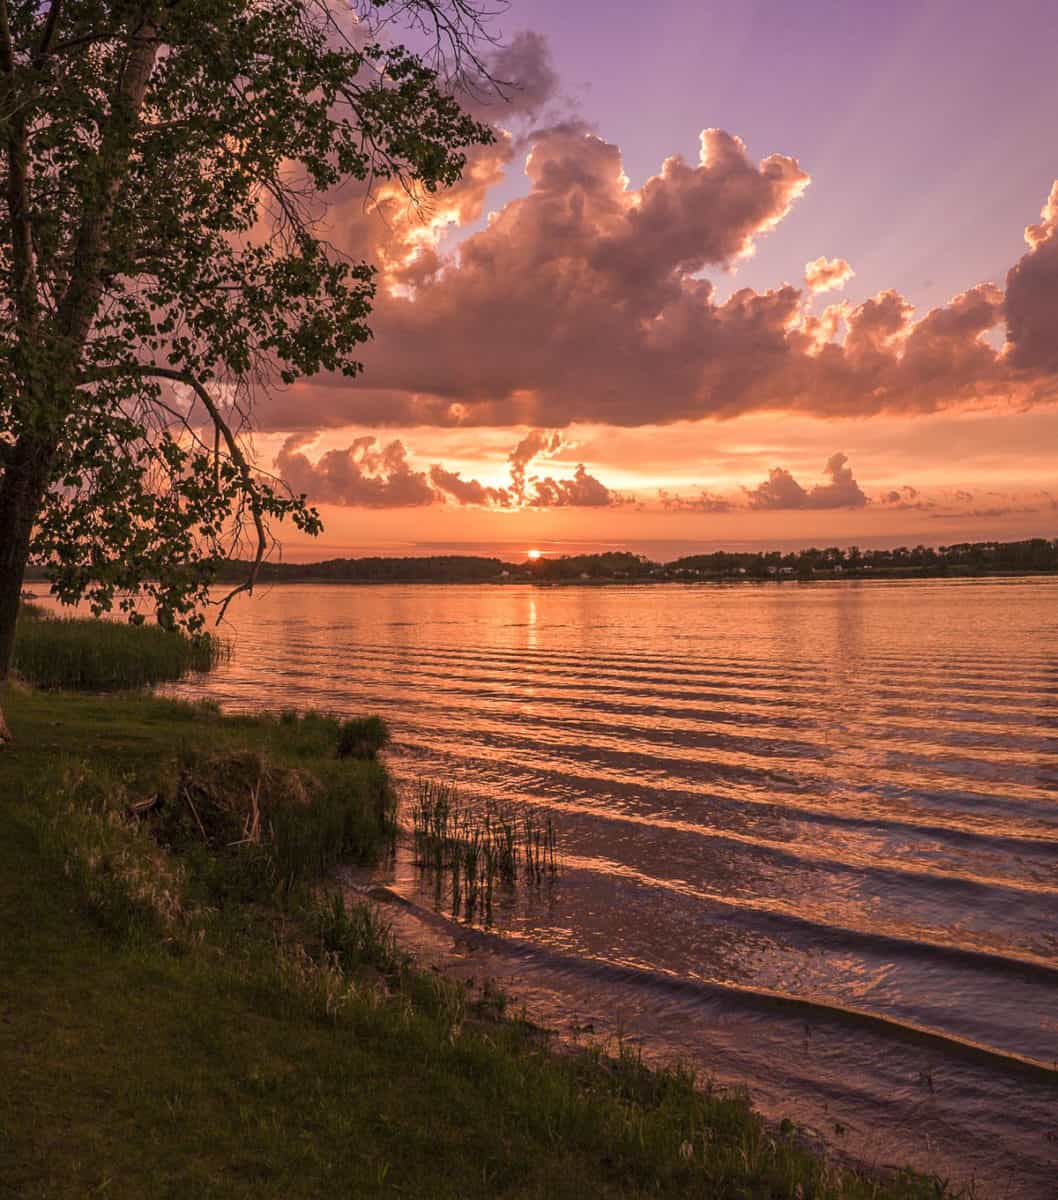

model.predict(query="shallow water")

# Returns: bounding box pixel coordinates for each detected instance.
[156,578,1058,1196]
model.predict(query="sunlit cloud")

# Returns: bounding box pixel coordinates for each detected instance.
[241,27,1058,550]
[274,428,622,510]
[804,256,854,294]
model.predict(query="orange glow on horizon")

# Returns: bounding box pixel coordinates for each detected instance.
[527,548,542,560]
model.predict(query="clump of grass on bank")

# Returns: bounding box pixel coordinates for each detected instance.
[156,745,395,898]
[0,687,966,1200]
[412,778,557,920]
[12,602,226,689]
[336,714,390,760]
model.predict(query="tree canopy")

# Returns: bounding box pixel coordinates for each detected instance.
[0,0,495,716]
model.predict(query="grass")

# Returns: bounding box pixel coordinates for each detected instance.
[12,602,226,689]
[0,686,967,1199]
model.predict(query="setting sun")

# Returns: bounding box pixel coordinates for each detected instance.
[527,548,542,560]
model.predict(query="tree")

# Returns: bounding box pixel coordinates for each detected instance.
[0,0,495,741]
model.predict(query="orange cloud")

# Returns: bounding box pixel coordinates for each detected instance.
[744,452,868,510]
[276,435,435,508]
[276,428,622,510]
[1004,182,1058,373]
[804,255,854,293]
[263,115,1057,432]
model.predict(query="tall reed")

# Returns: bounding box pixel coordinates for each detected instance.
[409,779,557,920]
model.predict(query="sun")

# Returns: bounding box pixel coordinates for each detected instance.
[527,548,542,561]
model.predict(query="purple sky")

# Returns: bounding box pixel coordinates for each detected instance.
[265,0,1058,557]
[499,0,1058,306]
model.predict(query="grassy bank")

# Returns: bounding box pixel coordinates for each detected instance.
[0,688,961,1199]
[12,602,226,689]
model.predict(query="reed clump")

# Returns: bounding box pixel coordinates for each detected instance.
[410,779,557,918]
[12,603,226,690]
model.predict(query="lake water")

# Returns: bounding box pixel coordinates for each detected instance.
[160,578,1058,1197]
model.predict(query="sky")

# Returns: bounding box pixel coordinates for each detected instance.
[257,0,1058,560]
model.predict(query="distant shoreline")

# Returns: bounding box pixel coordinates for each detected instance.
[25,536,1058,589]
[198,568,1056,586]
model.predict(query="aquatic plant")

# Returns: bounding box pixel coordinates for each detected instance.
[409,778,557,919]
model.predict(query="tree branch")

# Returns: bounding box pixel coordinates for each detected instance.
[33,0,65,65]
[55,9,162,347]
[0,1,40,339]
[132,366,268,622]
[0,0,14,75]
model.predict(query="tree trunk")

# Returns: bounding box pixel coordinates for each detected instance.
[0,11,162,748]
[0,434,54,744]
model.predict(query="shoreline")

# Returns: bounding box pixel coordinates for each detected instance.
[0,684,972,1199]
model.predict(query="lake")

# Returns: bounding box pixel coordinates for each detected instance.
[162,577,1058,1196]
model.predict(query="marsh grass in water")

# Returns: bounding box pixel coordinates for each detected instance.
[411,778,558,919]
[13,602,226,690]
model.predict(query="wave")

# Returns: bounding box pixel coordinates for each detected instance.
[361,880,1058,1084]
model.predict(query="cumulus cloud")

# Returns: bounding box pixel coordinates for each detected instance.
[745,452,868,510]
[878,485,932,511]
[305,30,561,307]
[504,429,620,507]
[804,256,854,294]
[262,129,1058,432]
[460,31,561,123]
[263,122,825,430]
[1004,182,1058,373]
[428,465,510,507]
[509,429,563,500]
[244,35,1058,438]
[527,463,615,507]
[275,428,621,509]
[276,435,436,508]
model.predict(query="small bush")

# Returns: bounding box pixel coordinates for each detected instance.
[336,715,390,760]
[12,606,226,690]
[264,710,387,761]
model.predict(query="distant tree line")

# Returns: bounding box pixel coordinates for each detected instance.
[26,538,1057,588]
[213,556,508,584]
[665,538,1058,579]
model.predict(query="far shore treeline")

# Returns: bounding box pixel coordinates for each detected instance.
[27,537,1052,588]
